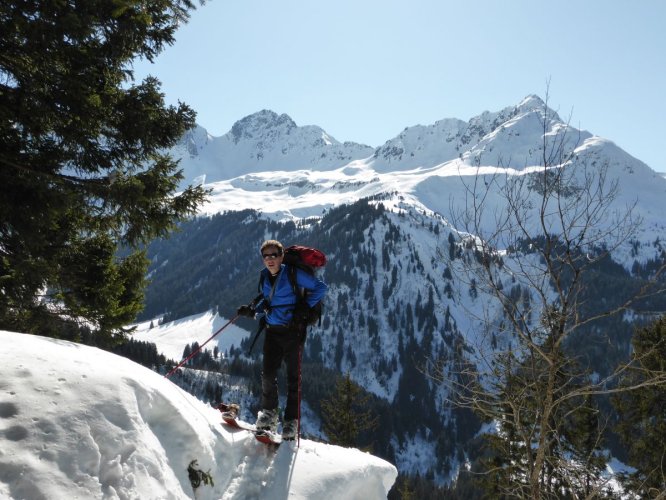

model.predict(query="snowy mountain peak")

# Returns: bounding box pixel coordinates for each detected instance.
[366,95,571,173]
[171,110,375,184]
[230,109,297,143]
[517,94,546,111]
[511,94,563,125]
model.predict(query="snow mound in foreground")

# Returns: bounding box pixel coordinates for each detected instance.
[0,331,397,499]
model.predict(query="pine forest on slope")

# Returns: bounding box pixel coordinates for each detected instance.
[137,199,665,483]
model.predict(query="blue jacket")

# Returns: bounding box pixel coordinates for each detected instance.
[256,264,327,327]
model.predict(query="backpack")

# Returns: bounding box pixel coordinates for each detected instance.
[259,245,327,326]
[283,245,327,326]
[283,245,327,269]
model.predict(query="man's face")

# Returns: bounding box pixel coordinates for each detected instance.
[261,245,283,274]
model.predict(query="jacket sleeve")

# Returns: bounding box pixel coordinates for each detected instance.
[295,268,328,307]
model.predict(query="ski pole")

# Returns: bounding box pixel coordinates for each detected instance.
[297,340,303,448]
[165,315,239,378]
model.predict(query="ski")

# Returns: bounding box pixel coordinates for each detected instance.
[215,402,282,446]
[221,412,257,432]
[255,430,282,446]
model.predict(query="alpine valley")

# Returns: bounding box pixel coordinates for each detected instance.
[132,95,666,491]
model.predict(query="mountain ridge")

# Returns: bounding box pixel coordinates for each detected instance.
[173,94,592,182]
[173,109,375,184]
[171,96,665,239]
[170,95,666,272]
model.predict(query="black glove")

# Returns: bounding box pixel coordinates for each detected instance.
[292,303,310,326]
[237,305,255,318]
[305,305,321,325]
[296,303,321,325]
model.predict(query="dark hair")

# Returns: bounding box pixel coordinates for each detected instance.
[260,239,283,255]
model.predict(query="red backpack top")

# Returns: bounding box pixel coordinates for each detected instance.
[283,245,327,270]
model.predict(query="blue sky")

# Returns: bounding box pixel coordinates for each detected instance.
[133,0,666,172]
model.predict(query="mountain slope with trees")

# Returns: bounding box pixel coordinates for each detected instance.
[136,192,665,495]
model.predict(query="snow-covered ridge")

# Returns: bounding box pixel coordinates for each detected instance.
[171,110,375,184]
[0,330,397,499]
[198,153,666,252]
[174,95,665,262]
[172,94,575,184]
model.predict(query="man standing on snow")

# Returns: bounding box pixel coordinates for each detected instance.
[237,239,327,440]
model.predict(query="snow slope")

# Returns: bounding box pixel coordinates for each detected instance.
[133,311,248,363]
[0,330,397,500]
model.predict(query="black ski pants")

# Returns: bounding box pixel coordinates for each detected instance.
[261,324,302,421]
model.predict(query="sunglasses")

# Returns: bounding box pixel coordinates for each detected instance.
[262,252,282,260]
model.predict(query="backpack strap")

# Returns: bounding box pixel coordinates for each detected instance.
[257,268,282,306]
[288,265,301,297]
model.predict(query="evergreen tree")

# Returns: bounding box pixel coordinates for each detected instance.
[0,0,207,343]
[613,316,666,498]
[474,317,609,498]
[321,372,378,449]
